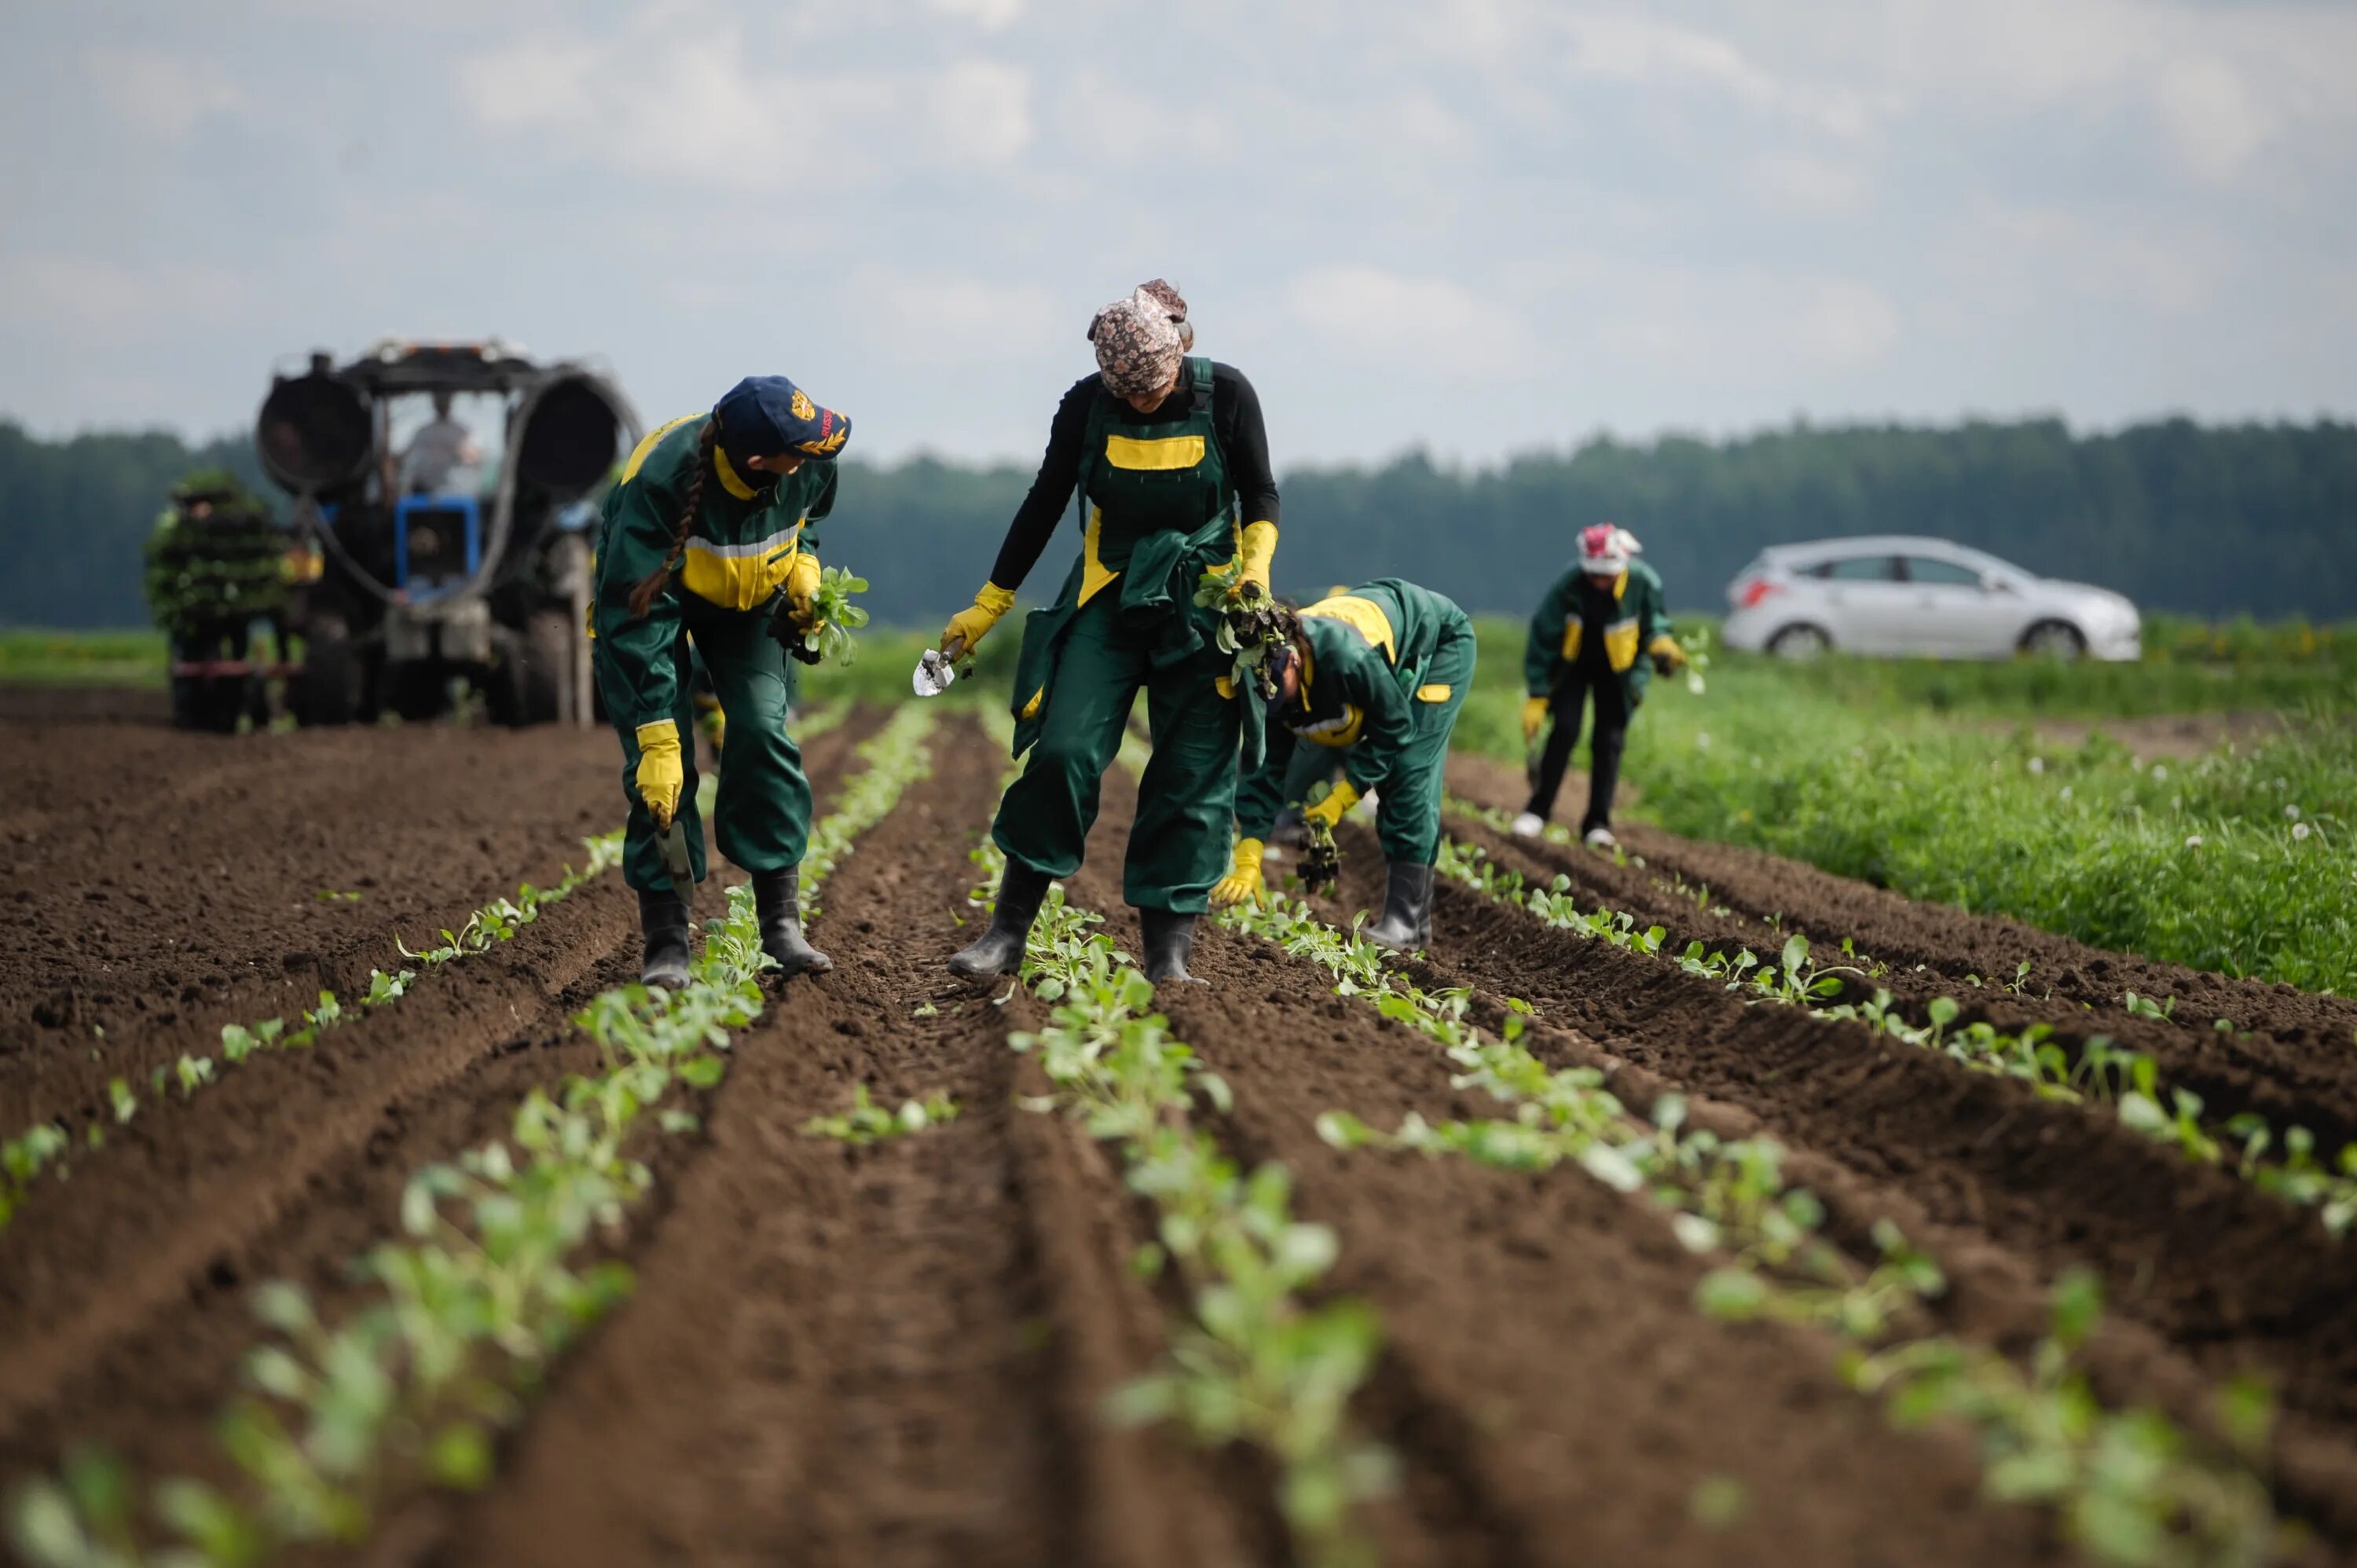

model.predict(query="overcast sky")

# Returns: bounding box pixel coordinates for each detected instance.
[3,0,2352,467]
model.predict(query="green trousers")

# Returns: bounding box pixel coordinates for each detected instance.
[994,591,1241,912]
[599,596,811,893]
[1369,622,1476,865]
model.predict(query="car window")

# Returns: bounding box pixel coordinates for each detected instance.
[1809,555,1897,581]
[1903,557,1981,587]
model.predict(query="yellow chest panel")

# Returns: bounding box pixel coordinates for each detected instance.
[679,522,806,612]
[1300,595,1398,662]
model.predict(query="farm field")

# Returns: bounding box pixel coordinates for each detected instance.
[2,689,2356,1566]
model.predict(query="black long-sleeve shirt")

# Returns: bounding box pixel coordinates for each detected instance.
[988,361,1279,590]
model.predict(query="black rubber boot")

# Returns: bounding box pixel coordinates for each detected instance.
[752,867,832,978]
[1361,863,1435,951]
[1139,908,1205,985]
[949,863,1051,977]
[638,887,694,989]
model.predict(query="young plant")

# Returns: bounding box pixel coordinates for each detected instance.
[799,566,872,667]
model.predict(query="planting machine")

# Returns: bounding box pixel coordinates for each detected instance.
[255,337,639,727]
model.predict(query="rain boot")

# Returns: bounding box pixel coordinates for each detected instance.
[753,866,832,978]
[1139,907,1204,985]
[949,863,1050,977]
[639,887,694,989]
[1361,863,1435,951]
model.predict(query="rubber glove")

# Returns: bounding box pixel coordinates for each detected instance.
[1520,694,1549,742]
[1210,837,1266,907]
[635,720,685,827]
[943,582,1017,655]
[1304,780,1361,830]
[783,550,824,629]
[1648,635,1688,676]
[1237,521,1279,599]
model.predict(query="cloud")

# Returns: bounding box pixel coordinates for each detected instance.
[453,12,1030,186]
[1562,13,1875,136]
[1743,151,1867,212]
[2152,57,2272,183]
[1590,266,1901,375]
[1288,266,1533,377]
[924,0,1024,30]
[847,269,1057,365]
[87,49,245,138]
[0,253,250,346]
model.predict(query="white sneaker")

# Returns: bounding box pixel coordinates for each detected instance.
[1510,811,1544,838]
[1584,825,1618,849]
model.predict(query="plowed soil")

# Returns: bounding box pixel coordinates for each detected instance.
[5,709,2355,1566]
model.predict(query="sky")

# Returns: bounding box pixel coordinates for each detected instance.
[2,0,2353,468]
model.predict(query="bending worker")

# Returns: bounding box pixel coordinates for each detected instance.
[592,376,851,987]
[1215,579,1476,951]
[944,280,1281,984]
[1514,522,1684,847]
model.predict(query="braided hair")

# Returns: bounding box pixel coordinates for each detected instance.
[627,418,718,618]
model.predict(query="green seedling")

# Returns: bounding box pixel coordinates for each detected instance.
[799,566,872,667]
[7,706,942,1568]
[801,1084,960,1145]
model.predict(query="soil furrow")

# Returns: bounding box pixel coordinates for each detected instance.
[1065,769,2044,1566]
[1325,822,2357,1544]
[423,716,1259,1568]
[0,712,885,1128]
[0,722,867,1493]
[1447,750,2357,1063]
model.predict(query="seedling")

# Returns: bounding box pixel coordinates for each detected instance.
[799,566,872,667]
[801,1084,960,1145]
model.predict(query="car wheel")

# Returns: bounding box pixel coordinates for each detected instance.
[1767,624,1832,661]
[2019,621,2086,660]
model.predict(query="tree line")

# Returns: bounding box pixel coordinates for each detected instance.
[4,414,2351,631]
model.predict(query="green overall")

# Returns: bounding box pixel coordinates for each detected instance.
[1237,579,1475,866]
[996,358,1251,913]
[592,416,834,893]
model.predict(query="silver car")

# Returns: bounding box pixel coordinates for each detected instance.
[1721,535,2141,661]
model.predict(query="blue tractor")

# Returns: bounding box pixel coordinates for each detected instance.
[255,338,639,727]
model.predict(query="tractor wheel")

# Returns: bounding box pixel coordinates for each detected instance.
[296,616,360,726]
[488,610,571,728]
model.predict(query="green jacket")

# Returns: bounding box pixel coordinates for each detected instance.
[1237,579,1471,834]
[1523,559,1673,702]
[592,415,837,730]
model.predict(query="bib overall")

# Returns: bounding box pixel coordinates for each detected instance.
[994,359,1248,913]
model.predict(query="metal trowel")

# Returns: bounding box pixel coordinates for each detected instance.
[658,815,696,913]
[913,635,968,698]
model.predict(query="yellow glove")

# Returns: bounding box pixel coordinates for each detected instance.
[1648,635,1688,676]
[1210,837,1266,907]
[783,550,823,629]
[634,720,684,827]
[1520,694,1549,742]
[1237,521,1278,598]
[943,581,1017,656]
[1304,780,1361,830]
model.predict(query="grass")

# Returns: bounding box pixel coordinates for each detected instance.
[0,628,167,687]
[1457,618,2357,994]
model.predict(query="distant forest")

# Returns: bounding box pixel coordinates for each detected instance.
[5,414,2352,629]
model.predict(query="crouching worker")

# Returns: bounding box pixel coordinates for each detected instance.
[1215,579,1475,950]
[592,376,852,987]
[1516,522,1683,848]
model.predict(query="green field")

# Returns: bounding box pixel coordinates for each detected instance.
[1457,617,2357,993]
[0,629,167,687]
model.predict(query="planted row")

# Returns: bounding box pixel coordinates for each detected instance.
[1436,833,2357,1237]
[956,733,1388,1568]
[6,704,939,1568]
[1215,888,2288,1567]
[0,832,625,1236]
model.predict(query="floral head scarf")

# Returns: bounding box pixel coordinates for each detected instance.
[1087,278,1195,398]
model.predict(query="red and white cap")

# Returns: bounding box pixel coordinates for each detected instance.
[1578,522,1629,576]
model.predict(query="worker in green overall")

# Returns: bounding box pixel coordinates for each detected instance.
[944,280,1281,984]
[1214,581,1477,949]
[592,376,851,987]
[1516,522,1684,847]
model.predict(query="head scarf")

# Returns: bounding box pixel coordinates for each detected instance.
[1578,522,1629,577]
[1088,279,1194,397]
